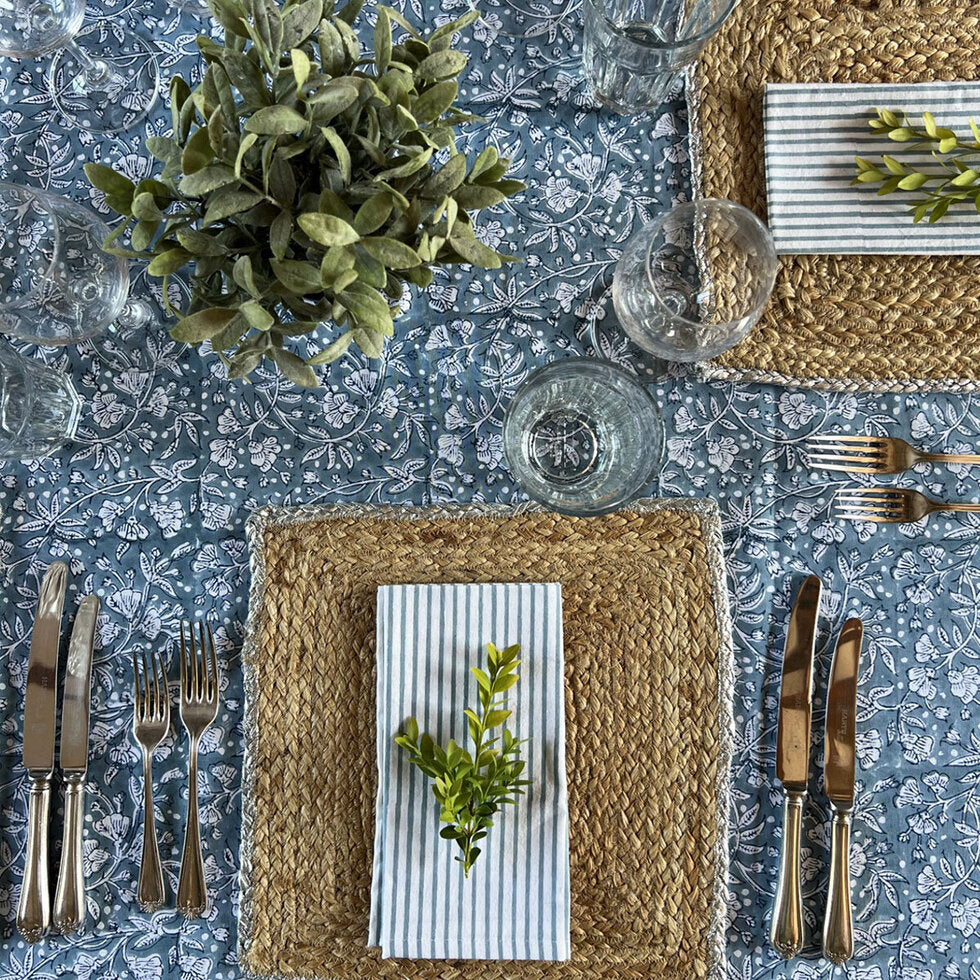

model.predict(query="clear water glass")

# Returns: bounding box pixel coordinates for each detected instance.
[503,358,664,516]
[0,0,158,133]
[0,182,159,371]
[612,198,778,362]
[0,346,82,461]
[583,0,736,115]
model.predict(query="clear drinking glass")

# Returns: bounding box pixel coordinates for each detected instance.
[0,0,158,133]
[612,198,778,362]
[0,182,160,372]
[0,346,82,461]
[503,358,664,516]
[582,0,736,114]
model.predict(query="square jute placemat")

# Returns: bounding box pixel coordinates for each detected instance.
[238,501,733,980]
[689,0,980,391]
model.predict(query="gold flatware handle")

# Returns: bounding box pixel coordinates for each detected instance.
[922,452,980,466]
[138,751,166,913]
[823,805,853,965]
[53,774,86,934]
[17,774,52,942]
[177,739,207,918]
[770,788,806,959]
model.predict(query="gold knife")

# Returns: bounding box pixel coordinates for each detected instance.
[770,574,822,959]
[53,596,100,935]
[822,617,863,965]
[17,562,69,943]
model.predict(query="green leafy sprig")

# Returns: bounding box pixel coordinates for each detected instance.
[853,107,980,223]
[84,0,524,387]
[394,642,530,878]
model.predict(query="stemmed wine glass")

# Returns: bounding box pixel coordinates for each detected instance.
[0,0,159,133]
[0,181,163,373]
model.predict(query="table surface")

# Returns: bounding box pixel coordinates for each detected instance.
[2,2,979,978]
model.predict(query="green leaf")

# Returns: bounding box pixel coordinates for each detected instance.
[939,136,959,154]
[351,326,385,357]
[147,248,191,276]
[181,126,215,175]
[375,7,392,73]
[180,164,237,197]
[413,80,458,125]
[896,172,929,191]
[298,212,359,246]
[353,193,393,235]
[282,0,324,49]
[359,236,422,268]
[204,187,264,225]
[84,163,136,198]
[171,307,237,343]
[321,125,351,183]
[271,346,319,387]
[484,709,511,728]
[251,0,285,69]
[240,299,275,331]
[421,152,467,198]
[454,184,508,209]
[379,147,433,180]
[270,209,292,260]
[951,169,979,187]
[416,49,467,81]
[341,282,393,333]
[881,155,907,176]
[292,48,312,90]
[471,667,491,692]
[271,258,323,294]
[307,329,354,365]
[221,49,271,107]
[245,105,309,135]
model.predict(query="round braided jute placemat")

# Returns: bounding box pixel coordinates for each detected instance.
[688,0,980,392]
[237,500,733,980]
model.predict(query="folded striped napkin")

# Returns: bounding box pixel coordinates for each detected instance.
[369,583,570,962]
[764,81,980,255]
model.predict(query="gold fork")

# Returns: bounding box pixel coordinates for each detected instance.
[835,487,980,524]
[808,434,980,475]
[177,622,219,919]
[132,650,169,913]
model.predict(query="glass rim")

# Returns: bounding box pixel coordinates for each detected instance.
[591,0,738,49]
[503,356,666,517]
[642,197,778,328]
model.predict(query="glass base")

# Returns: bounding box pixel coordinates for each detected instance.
[90,296,168,374]
[48,25,159,134]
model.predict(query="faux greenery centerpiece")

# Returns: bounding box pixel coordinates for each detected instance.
[85,0,523,386]
[854,108,980,223]
[395,642,530,878]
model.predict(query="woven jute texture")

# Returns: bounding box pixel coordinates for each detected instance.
[238,501,733,980]
[689,0,980,392]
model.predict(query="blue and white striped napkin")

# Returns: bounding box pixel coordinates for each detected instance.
[764,81,980,255]
[368,583,570,962]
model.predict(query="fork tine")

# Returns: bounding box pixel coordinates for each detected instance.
[206,622,218,702]
[809,434,887,444]
[809,462,882,474]
[189,622,199,701]
[141,649,152,718]
[132,652,142,720]
[835,495,904,506]
[180,622,188,699]
[834,510,897,523]
[157,651,170,725]
[150,648,161,721]
[807,451,887,464]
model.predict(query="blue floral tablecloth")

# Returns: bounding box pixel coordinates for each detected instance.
[2,2,980,979]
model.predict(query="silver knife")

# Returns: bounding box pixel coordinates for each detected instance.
[17,562,69,943]
[53,596,100,935]
[822,617,863,965]
[770,574,822,959]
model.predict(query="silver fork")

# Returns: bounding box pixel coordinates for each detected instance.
[809,434,980,475]
[132,650,169,913]
[835,487,980,524]
[177,622,219,919]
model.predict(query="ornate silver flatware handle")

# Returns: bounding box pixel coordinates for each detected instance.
[138,750,166,912]
[53,774,86,933]
[823,805,854,965]
[177,739,207,918]
[770,788,806,959]
[17,774,53,942]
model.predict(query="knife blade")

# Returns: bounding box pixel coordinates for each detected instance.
[17,561,69,943]
[822,617,863,966]
[53,596,99,935]
[770,574,822,960]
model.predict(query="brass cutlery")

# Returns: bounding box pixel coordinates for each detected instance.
[53,596,99,935]
[177,621,219,919]
[834,487,980,524]
[822,618,863,966]
[770,574,821,959]
[808,433,980,475]
[132,650,170,913]
[17,562,68,942]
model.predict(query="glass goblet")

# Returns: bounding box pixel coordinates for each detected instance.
[0,0,159,134]
[613,198,778,362]
[0,181,162,373]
